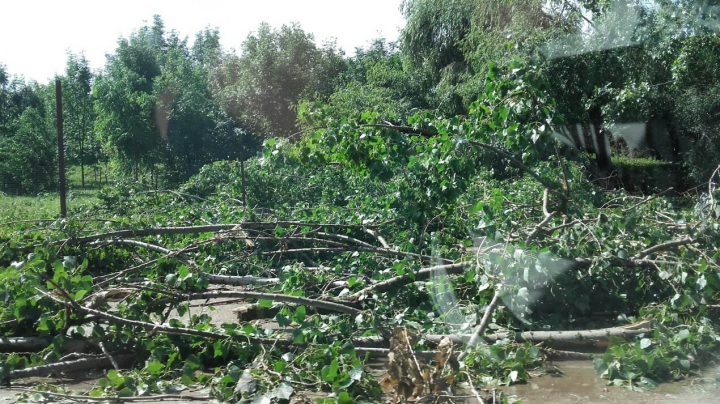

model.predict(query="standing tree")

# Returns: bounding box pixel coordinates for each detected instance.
[94,16,165,181]
[62,52,96,188]
[211,23,345,139]
[0,80,57,194]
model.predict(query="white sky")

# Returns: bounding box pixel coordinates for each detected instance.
[0,0,406,83]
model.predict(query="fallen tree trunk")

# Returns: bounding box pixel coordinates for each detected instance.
[350,326,651,349]
[8,354,136,379]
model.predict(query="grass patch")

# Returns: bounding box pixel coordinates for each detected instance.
[66,165,109,190]
[0,165,104,222]
[0,190,100,222]
[611,156,688,194]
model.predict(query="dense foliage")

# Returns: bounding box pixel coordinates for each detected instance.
[1,0,720,402]
[1,0,720,194]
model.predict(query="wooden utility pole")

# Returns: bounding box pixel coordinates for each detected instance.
[56,80,67,218]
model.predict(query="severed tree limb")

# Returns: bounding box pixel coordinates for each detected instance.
[314,231,376,248]
[94,259,161,288]
[540,347,597,360]
[8,354,136,380]
[466,140,566,202]
[9,387,210,401]
[31,222,382,249]
[136,189,211,203]
[261,246,452,264]
[525,210,556,243]
[91,240,278,287]
[151,291,361,316]
[362,123,438,138]
[361,122,567,201]
[203,273,279,286]
[90,238,184,256]
[623,187,675,212]
[633,237,694,260]
[572,256,660,270]
[0,218,122,226]
[365,228,391,249]
[348,262,472,301]
[37,288,284,346]
[99,341,120,371]
[351,326,651,348]
[458,289,502,362]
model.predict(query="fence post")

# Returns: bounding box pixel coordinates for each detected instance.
[56,80,67,218]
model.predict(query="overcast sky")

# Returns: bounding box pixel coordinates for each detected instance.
[1,0,406,83]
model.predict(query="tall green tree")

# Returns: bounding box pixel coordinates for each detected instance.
[211,23,345,138]
[154,35,250,182]
[0,80,57,195]
[320,39,427,120]
[94,16,165,180]
[61,52,96,188]
[400,0,578,115]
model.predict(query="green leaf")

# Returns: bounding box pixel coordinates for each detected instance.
[146,360,165,375]
[292,306,307,324]
[337,391,354,404]
[322,359,339,382]
[258,299,273,308]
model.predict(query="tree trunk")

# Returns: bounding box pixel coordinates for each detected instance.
[80,138,85,189]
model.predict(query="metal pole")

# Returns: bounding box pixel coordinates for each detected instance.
[56,80,67,218]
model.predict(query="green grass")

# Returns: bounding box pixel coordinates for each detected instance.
[611,155,674,168]
[66,164,108,190]
[0,165,106,222]
[0,191,100,222]
[611,156,688,194]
